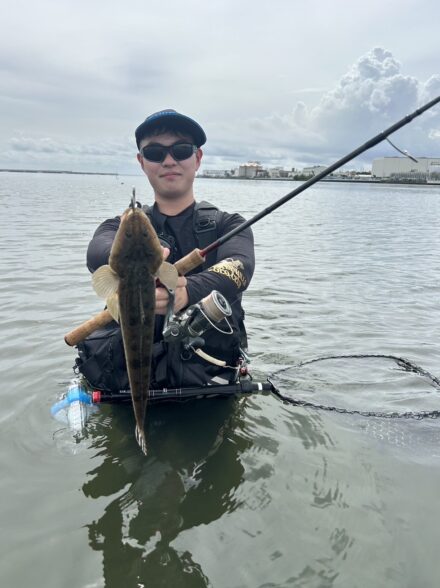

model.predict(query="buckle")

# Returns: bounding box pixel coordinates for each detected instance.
[195,218,216,233]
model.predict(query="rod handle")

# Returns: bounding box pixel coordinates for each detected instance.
[64,248,206,346]
[64,309,112,346]
[174,248,206,275]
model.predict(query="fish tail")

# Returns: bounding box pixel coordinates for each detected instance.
[135,424,148,455]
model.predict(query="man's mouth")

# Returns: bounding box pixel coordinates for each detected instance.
[160,172,181,178]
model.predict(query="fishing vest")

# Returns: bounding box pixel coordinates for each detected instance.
[75,200,244,391]
[141,200,219,269]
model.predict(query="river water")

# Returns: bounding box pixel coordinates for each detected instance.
[1,172,440,588]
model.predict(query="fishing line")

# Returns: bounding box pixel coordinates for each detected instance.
[269,354,440,419]
[64,96,440,347]
[385,138,418,163]
[199,95,440,259]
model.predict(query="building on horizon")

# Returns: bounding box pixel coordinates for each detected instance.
[302,165,327,177]
[238,162,263,178]
[200,169,232,178]
[372,157,440,181]
[267,167,290,178]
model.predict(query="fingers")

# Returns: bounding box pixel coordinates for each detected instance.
[155,279,188,315]
[174,284,189,313]
[155,287,169,315]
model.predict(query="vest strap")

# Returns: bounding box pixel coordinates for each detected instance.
[141,201,219,270]
[193,201,219,269]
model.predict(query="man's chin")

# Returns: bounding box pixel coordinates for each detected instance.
[158,191,186,200]
[157,187,193,200]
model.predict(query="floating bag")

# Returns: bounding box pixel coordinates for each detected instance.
[75,321,129,392]
[75,320,239,392]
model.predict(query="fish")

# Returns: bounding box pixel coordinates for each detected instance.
[91,206,164,454]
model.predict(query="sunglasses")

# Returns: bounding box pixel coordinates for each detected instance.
[140,142,197,163]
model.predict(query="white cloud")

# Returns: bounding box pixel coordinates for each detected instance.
[3,135,135,173]
[206,48,439,170]
[0,0,438,172]
[9,135,132,156]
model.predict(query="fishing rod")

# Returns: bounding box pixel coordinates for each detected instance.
[64,95,439,346]
[90,379,275,405]
[190,94,440,265]
[163,95,440,276]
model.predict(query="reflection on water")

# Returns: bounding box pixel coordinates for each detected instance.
[83,399,253,587]
[1,174,440,587]
[81,394,362,588]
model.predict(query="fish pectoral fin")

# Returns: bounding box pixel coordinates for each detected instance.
[106,292,120,322]
[92,265,120,299]
[156,261,179,291]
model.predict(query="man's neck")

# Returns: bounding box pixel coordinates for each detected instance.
[154,193,195,216]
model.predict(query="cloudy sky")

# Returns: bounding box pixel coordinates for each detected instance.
[1,0,439,174]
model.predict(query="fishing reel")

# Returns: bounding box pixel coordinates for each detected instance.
[163,290,233,356]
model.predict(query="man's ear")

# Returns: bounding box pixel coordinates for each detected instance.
[195,148,203,170]
[137,152,146,171]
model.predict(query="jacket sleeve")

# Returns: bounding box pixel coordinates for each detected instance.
[185,212,255,306]
[86,217,121,272]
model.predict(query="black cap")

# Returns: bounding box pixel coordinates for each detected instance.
[135,109,207,148]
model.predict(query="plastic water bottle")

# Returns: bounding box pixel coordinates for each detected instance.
[51,379,93,432]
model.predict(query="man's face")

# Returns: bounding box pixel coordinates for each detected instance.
[137,131,202,201]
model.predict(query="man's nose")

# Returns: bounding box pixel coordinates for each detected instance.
[162,151,176,165]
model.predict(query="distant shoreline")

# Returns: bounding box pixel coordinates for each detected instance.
[0,169,117,176]
[197,176,440,186]
[1,169,438,186]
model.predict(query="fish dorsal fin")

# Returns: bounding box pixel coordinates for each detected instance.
[156,261,179,291]
[106,292,120,322]
[92,265,120,299]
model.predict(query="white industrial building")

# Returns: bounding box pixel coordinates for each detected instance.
[268,167,289,178]
[372,157,440,181]
[302,165,327,177]
[238,162,263,178]
[201,169,230,178]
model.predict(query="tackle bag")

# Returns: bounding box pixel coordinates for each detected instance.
[74,321,240,392]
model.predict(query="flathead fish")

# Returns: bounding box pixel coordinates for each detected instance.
[92,207,163,454]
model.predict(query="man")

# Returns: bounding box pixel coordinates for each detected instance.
[84,109,255,390]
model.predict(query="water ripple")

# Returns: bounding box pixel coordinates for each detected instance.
[2,174,440,587]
